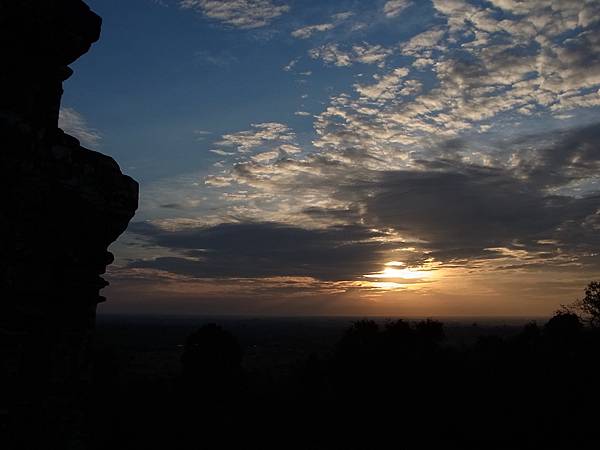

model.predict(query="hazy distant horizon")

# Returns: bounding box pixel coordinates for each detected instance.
[97,310,553,325]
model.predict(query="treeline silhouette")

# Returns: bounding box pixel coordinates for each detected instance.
[85,282,600,450]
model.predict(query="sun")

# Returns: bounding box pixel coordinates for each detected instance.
[364,261,434,281]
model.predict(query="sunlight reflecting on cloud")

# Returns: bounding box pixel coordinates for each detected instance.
[120,0,600,314]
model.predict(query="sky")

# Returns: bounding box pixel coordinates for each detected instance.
[61,0,600,316]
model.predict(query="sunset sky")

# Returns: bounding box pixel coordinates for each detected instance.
[61,0,600,316]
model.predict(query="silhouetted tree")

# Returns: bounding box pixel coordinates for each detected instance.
[513,321,541,352]
[337,320,380,355]
[333,320,381,392]
[415,319,445,346]
[518,321,541,341]
[384,319,412,338]
[544,311,582,344]
[574,281,600,328]
[382,319,414,351]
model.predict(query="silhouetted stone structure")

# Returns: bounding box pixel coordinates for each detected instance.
[0,1,138,447]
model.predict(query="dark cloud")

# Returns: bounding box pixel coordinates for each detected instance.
[128,222,396,281]
[334,124,600,266]
[363,164,599,263]
[301,205,362,222]
[516,122,600,187]
[550,30,600,91]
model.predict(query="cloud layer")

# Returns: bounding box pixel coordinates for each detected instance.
[128,221,397,281]
[121,0,600,313]
[179,0,289,29]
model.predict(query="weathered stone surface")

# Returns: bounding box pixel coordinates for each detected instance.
[0,1,138,447]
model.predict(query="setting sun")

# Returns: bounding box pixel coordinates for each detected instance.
[364,261,436,283]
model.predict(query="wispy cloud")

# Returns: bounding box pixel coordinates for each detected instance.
[292,23,336,39]
[291,10,354,39]
[179,0,289,29]
[332,11,354,22]
[58,107,102,149]
[383,0,412,18]
[194,50,238,66]
[309,42,392,67]
[283,57,299,71]
[214,122,296,153]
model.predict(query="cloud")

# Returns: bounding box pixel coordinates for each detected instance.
[512,122,600,188]
[332,11,354,22]
[251,150,280,162]
[283,58,299,71]
[195,121,600,272]
[179,0,289,29]
[384,0,412,18]
[578,1,600,27]
[58,107,102,149]
[214,122,296,153]
[400,28,445,56]
[352,43,393,65]
[354,67,411,101]
[541,30,600,93]
[290,10,355,39]
[292,23,335,39]
[309,43,352,67]
[309,42,392,67]
[127,0,600,307]
[363,164,599,264]
[210,149,234,156]
[305,0,600,161]
[128,221,396,281]
[194,50,238,66]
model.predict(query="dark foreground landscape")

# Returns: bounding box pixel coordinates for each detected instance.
[5,286,600,449]
[79,288,600,449]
